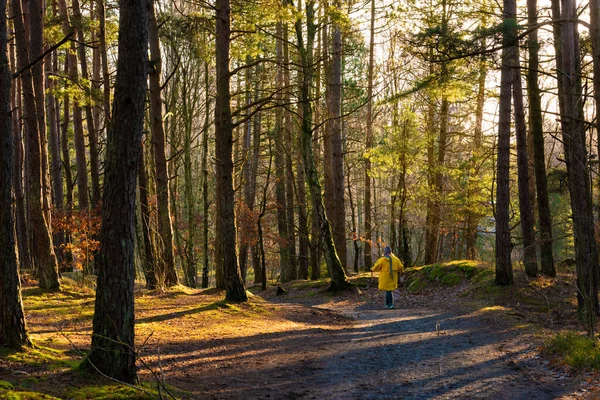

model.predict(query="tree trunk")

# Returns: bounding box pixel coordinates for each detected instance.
[97,0,111,122]
[559,0,598,328]
[495,0,515,286]
[215,0,247,301]
[87,0,148,380]
[238,57,253,281]
[324,0,347,270]
[10,39,31,271]
[467,43,486,260]
[149,0,178,287]
[591,0,600,225]
[283,21,297,280]
[47,48,65,264]
[11,0,60,289]
[182,74,196,289]
[201,61,210,289]
[513,47,538,277]
[72,0,100,208]
[296,98,310,280]
[364,0,375,271]
[275,21,293,282]
[0,0,30,346]
[424,60,437,265]
[138,145,157,289]
[57,0,88,212]
[295,0,349,291]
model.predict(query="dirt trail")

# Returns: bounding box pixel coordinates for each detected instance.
[155,289,581,400]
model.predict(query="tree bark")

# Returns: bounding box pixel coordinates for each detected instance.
[513,47,538,277]
[11,0,60,289]
[87,0,148,381]
[10,39,31,271]
[324,0,347,270]
[201,61,210,289]
[149,0,178,287]
[495,0,515,286]
[364,0,375,271]
[215,0,247,301]
[275,20,293,282]
[559,0,598,328]
[0,0,30,347]
[138,145,157,289]
[73,0,101,208]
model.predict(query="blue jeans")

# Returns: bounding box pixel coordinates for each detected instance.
[385,291,394,308]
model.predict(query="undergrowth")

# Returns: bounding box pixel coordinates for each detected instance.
[545,332,600,371]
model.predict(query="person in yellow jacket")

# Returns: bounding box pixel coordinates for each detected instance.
[371,246,403,309]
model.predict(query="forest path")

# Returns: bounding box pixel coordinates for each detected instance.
[160,288,580,400]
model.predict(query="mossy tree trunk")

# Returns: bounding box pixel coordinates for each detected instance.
[295,0,349,291]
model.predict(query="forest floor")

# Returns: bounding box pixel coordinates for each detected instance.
[1,261,599,399]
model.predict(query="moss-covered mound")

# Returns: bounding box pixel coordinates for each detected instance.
[403,260,488,293]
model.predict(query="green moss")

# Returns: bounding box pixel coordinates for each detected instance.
[0,381,14,390]
[440,272,463,286]
[403,260,487,292]
[65,383,159,400]
[291,279,328,289]
[0,346,80,373]
[406,277,426,293]
[0,390,61,399]
[545,332,600,371]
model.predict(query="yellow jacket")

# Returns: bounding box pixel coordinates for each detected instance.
[371,254,403,291]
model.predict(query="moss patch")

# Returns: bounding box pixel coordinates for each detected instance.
[0,381,14,390]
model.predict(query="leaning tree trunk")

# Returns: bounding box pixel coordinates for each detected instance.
[295,0,349,291]
[215,0,247,302]
[11,0,60,289]
[149,0,178,287]
[87,0,148,382]
[0,0,30,347]
[495,0,515,285]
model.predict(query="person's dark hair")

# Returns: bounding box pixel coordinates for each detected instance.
[384,245,392,255]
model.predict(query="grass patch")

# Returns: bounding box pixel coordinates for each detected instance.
[545,332,600,371]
